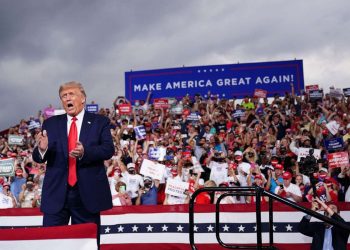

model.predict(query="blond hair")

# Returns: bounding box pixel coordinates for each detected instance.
[59,81,86,98]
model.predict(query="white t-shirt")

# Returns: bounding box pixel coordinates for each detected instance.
[274,183,302,202]
[238,162,251,175]
[208,161,228,186]
[121,172,144,198]
[0,193,13,209]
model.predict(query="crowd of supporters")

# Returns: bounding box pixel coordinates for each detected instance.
[1,83,350,208]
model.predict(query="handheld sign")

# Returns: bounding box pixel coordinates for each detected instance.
[254,89,267,98]
[86,104,99,113]
[8,135,24,146]
[305,84,319,93]
[297,148,321,162]
[140,159,165,180]
[165,179,189,198]
[327,152,349,169]
[134,125,146,140]
[324,137,344,152]
[154,98,169,109]
[309,89,323,101]
[0,158,15,176]
[326,120,340,135]
[118,104,132,115]
[343,88,350,97]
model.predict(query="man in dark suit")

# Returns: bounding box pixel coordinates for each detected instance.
[298,197,349,250]
[32,81,114,245]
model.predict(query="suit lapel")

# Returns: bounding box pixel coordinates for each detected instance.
[79,112,94,146]
[59,115,68,160]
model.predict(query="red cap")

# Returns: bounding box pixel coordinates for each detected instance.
[282,172,292,180]
[271,159,279,166]
[254,174,263,180]
[274,164,283,170]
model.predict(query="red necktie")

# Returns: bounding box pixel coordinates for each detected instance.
[68,117,78,186]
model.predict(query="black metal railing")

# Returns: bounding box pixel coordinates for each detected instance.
[189,186,350,250]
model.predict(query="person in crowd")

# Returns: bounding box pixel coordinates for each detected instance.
[118,155,144,205]
[275,171,302,202]
[18,177,36,208]
[136,176,160,205]
[10,168,27,202]
[0,182,16,208]
[298,197,349,250]
[112,181,132,206]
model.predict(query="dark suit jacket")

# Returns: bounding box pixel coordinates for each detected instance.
[298,213,349,250]
[32,112,114,214]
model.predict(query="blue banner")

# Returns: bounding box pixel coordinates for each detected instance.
[125,60,304,102]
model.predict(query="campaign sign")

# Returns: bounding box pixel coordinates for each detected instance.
[187,112,200,121]
[134,125,146,140]
[118,104,132,115]
[324,137,344,152]
[165,178,189,198]
[148,147,160,160]
[305,84,319,93]
[297,147,321,162]
[233,109,245,118]
[0,158,15,176]
[43,107,55,118]
[329,88,343,100]
[140,159,165,180]
[309,89,323,100]
[170,104,183,115]
[125,60,304,102]
[326,120,340,135]
[28,120,41,130]
[327,152,349,169]
[86,104,99,113]
[343,88,350,97]
[254,89,267,98]
[153,98,169,109]
[8,135,24,146]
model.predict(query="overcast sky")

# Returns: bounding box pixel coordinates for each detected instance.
[1,0,350,130]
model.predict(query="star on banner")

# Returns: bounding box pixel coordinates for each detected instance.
[207,225,214,232]
[132,225,138,232]
[253,226,257,232]
[177,225,184,232]
[105,227,111,233]
[117,225,124,232]
[193,225,199,232]
[162,224,168,232]
[238,225,245,232]
[273,225,277,231]
[146,225,153,232]
[286,224,293,231]
[223,225,230,232]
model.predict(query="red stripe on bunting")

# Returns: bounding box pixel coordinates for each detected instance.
[0,223,96,240]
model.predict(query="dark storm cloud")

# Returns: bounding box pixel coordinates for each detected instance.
[1,0,350,130]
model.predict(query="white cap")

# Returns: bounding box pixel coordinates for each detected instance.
[127,163,135,169]
[319,167,328,173]
[234,150,243,156]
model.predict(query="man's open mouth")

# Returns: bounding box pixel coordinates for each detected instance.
[67,103,73,108]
